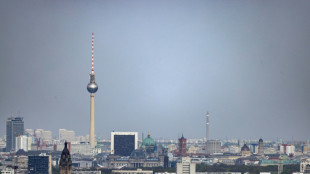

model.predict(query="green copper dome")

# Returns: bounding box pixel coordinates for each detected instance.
[141,132,156,147]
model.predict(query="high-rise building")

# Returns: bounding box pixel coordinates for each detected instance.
[176,157,196,174]
[16,135,32,152]
[59,129,76,142]
[28,154,52,174]
[87,33,99,149]
[111,132,138,156]
[6,117,24,152]
[258,138,264,156]
[35,129,53,142]
[59,142,72,174]
[206,140,221,154]
[178,134,187,157]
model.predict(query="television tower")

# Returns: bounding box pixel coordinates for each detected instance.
[206,112,209,142]
[87,33,98,148]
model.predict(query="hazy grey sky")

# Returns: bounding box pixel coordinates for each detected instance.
[0,0,309,140]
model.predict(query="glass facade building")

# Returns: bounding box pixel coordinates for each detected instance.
[6,117,24,152]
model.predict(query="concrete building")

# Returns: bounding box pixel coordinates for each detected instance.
[13,155,28,174]
[35,129,52,142]
[86,33,99,148]
[28,153,52,174]
[206,140,221,154]
[1,167,15,174]
[16,135,32,152]
[176,157,196,174]
[302,144,310,154]
[111,132,138,156]
[280,144,295,156]
[59,129,76,142]
[6,117,24,152]
[300,158,310,173]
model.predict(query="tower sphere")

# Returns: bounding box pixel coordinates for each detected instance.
[87,82,98,93]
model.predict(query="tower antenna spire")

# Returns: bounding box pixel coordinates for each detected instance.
[91,32,95,73]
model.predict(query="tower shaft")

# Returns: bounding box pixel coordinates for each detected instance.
[206,112,209,142]
[90,93,95,148]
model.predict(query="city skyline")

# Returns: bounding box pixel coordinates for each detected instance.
[0,1,310,140]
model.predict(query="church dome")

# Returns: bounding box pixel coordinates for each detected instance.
[259,138,263,143]
[142,132,156,147]
[241,144,250,151]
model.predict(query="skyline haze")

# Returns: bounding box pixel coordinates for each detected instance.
[0,0,310,140]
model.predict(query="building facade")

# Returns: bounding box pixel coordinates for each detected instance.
[16,135,32,152]
[111,132,138,156]
[28,154,52,174]
[206,140,221,154]
[6,117,24,152]
[176,157,196,174]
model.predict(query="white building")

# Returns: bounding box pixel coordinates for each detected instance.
[206,140,221,154]
[280,144,295,156]
[177,157,196,174]
[15,135,32,152]
[300,158,310,173]
[59,129,75,142]
[35,129,53,142]
[1,167,15,174]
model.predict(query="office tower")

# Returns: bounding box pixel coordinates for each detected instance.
[59,142,72,174]
[87,33,99,148]
[258,138,264,156]
[176,157,196,174]
[59,129,76,142]
[16,135,32,152]
[6,117,24,152]
[178,134,187,157]
[28,154,52,174]
[111,132,138,156]
[206,112,209,142]
[206,140,221,154]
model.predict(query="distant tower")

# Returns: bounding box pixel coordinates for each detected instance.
[258,138,264,156]
[178,134,187,157]
[6,116,24,152]
[59,142,72,174]
[206,112,209,142]
[87,33,98,148]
